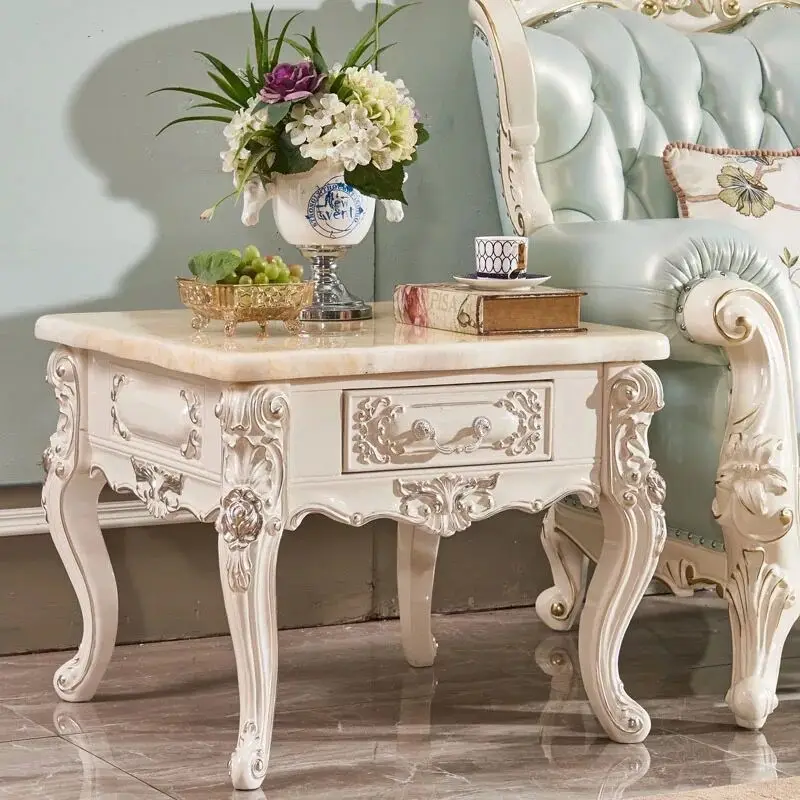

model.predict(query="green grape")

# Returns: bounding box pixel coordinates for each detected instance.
[289,275,301,283]
[274,272,290,284]
[220,274,238,285]
[238,275,254,285]
[242,245,260,263]
[277,266,291,281]
[253,272,268,285]
[264,264,280,281]
[288,264,304,279]
[252,258,268,273]
[235,262,248,275]
[229,249,242,259]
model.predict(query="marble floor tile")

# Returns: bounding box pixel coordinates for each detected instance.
[0,736,171,799]
[3,599,800,799]
[0,703,53,743]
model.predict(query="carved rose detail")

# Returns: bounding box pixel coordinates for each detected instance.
[216,387,288,593]
[713,433,791,542]
[396,473,498,536]
[130,457,184,519]
[219,487,266,592]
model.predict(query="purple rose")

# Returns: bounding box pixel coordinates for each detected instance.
[259,61,325,104]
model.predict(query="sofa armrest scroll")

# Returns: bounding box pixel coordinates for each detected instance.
[532,218,800,372]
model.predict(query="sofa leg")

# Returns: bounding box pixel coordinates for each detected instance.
[535,507,589,631]
[724,545,800,729]
[682,276,800,729]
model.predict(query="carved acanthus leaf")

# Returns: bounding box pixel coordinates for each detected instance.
[232,720,267,784]
[180,389,203,460]
[493,388,544,456]
[110,374,130,441]
[130,457,184,519]
[43,349,80,482]
[352,396,406,465]
[713,432,792,543]
[216,387,288,592]
[396,473,498,536]
[726,548,796,694]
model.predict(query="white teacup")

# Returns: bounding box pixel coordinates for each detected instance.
[474,236,528,279]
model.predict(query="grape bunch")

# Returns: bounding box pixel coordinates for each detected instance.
[224,245,304,286]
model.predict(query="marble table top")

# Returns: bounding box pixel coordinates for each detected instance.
[35,302,669,382]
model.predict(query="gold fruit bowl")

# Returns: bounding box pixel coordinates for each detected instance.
[176,277,314,337]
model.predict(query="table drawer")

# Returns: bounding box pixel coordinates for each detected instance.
[88,357,217,472]
[344,382,552,473]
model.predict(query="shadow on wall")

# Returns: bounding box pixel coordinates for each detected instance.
[2,1,388,483]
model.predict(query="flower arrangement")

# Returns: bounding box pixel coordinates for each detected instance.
[152,2,428,227]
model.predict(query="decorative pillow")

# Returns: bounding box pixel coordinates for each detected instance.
[663,143,800,290]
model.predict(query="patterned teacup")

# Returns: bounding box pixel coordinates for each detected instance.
[474,236,528,279]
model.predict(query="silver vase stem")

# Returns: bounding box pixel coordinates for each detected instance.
[298,245,373,322]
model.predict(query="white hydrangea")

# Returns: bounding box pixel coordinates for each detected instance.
[220,96,270,175]
[283,66,418,173]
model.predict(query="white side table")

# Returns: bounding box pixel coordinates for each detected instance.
[36,304,669,791]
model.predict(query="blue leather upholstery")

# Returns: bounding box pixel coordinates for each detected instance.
[472,5,800,549]
[528,7,800,223]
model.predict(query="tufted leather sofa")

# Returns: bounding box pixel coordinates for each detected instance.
[472,0,800,730]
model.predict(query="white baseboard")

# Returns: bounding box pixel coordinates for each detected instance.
[0,501,194,538]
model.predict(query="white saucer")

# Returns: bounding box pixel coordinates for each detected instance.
[453,274,551,292]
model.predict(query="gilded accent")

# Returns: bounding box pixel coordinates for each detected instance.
[180,388,203,460]
[110,374,130,441]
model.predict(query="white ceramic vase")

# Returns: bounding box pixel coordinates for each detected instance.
[272,161,376,322]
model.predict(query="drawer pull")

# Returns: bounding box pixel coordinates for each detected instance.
[411,416,492,455]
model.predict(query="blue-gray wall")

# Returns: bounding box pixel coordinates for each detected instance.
[1,0,499,484]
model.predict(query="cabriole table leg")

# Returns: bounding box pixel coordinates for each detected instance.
[397,522,441,668]
[43,347,118,702]
[216,384,289,791]
[579,364,666,744]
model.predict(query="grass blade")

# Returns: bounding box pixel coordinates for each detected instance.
[261,8,274,74]
[250,3,264,75]
[196,51,252,104]
[343,2,416,68]
[270,12,304,71]
[309,26,328,72]
[188,101,238,111]
[357,42,396,67]
[286,38,312,58]
[206,71,248,107]
[156,115,231,136]
[148,86,240,111]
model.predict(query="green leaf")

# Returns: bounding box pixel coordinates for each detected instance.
[155,115,232,136]
[357,42,396,68]
[309,26,328,73]
[267,101,291,125]
[196,51,252,104]
[206,71,248,107]
[270,12,304,71]
[261,8,275,74]
[345,162,407,203]
[244,51,260,94]
[286,38,312,58]
[187,101,238,111]
[273,134,316,174]
[415,122,430,146]
[148,86,241,111]
[343,3,416,68]
[251,3,264,77]
[188,250,241,283]
[236,149,275,193]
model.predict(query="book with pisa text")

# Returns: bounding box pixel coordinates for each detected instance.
[393,283,586,336]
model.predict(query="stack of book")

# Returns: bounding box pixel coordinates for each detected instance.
[393,283,586,336]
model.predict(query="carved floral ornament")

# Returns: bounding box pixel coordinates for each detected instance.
[215,387,288,593]
[396,472,499,536]
[130,457,185,519]
[352,388,545,466]
[637,0,740,21]
[713,432,793,543]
